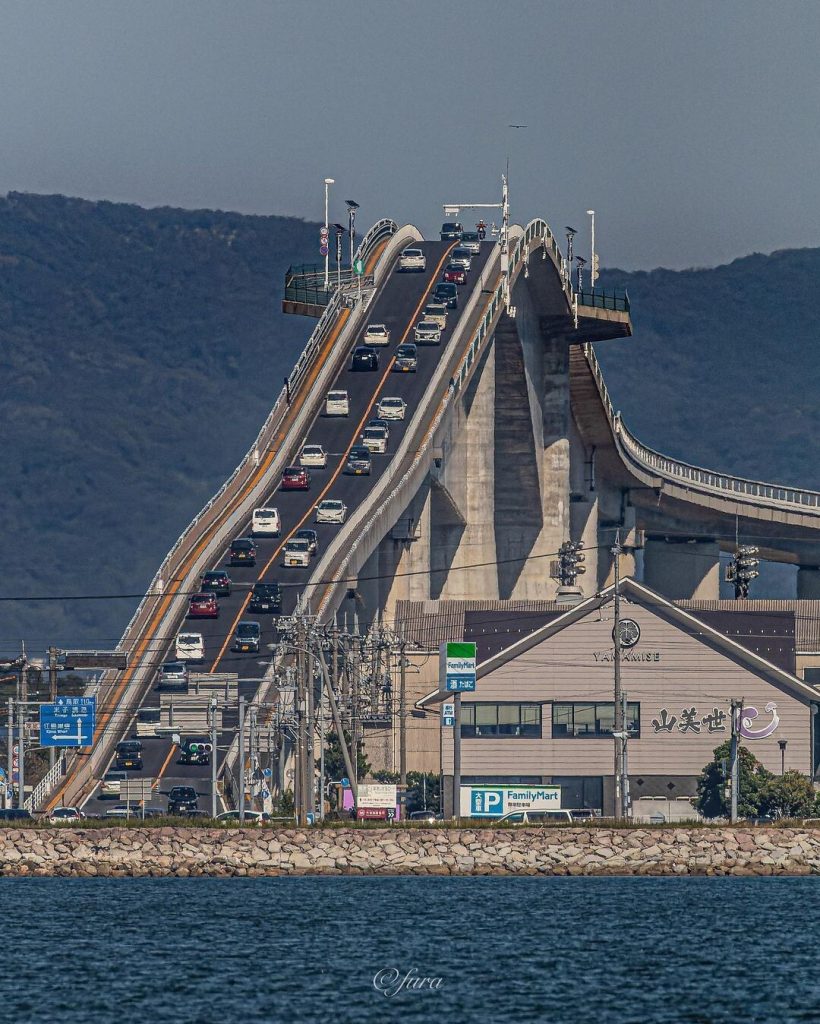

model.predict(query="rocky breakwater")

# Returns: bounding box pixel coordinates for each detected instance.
[1,827,820,876]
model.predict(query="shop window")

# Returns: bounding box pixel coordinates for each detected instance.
[461,703,542,738]
[551,702,640,739]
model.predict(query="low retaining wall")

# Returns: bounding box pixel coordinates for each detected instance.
[2,827,820,876]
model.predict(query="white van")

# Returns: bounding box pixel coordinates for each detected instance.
[251,507,281,537]
[325,390,349,416]
[175,631,204,662]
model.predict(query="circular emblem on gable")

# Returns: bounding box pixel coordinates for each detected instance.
[614,618,641,648]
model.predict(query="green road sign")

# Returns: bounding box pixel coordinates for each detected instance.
[354,258,364,275]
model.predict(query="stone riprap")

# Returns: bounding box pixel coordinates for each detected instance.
[2,827,820,876]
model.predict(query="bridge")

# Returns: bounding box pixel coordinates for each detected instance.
[39,206,820,815]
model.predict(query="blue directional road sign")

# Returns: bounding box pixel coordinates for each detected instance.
[40,696,97,747]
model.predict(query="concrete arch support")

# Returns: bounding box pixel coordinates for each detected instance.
[643,538,720,600]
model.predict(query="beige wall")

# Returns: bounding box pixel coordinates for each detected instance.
[442,602,813,778]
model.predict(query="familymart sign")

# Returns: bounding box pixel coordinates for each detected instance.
[440,641,476,692]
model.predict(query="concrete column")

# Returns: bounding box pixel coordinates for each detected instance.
[643,538,720,599]
[379,480,432,622]
[797,566,820,599]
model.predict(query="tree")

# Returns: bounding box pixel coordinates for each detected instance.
[696,741,773,819]
[405,771,440,814]
[323,729,370,804]
[760,771,816,819]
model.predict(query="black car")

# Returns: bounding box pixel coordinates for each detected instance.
[351,346,379,371]
[440,221,463,241]
[433,282,458,309]
[345,446,372,475]
[233,620,261,653]
[115,752,143,771]
[167,786,199,815]
[0,809,32,821]
[116,739,143,756]
[394,343,418,372]
[295,529,319,556]
[200,569,232,596]
[249,582,283,614]
[229,538,257,567]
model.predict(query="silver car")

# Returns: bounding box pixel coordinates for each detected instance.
[450,247,473,271]
[398,248,426,272]
[376,397,406,420]
[414,319,442,345]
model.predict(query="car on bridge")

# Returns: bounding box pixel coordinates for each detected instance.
[115,739,144,771]
[299,444,328,468]
[251,507,281,537]
[295,528,319,556]
[363,323,391,346]
[200,569,231,596]
[167,786,199,815]
[100,770,128,799]
[325,390,349,416]
[394,343,418,372]
[157,660,188,690]
[377,396,406,420]
[398,248,426,272]
[188,592,219,619]
[459,231,481,255]
[175,631,205,662]
[280,466,311,491]
[351,346,379,371]
[443,264,467,285]
[414,319,442,345]
[249,581,282,613]
[315,499,348,524]
[284,538,312,567]
[450,247,474,270]
[233,621,261,654]
[345,446,372,476]
[423,302,448,327]
[367,417,390,437]
[361,425,388,454]
[229,537,257,565]
[433,282,458,308]
[440,221,463,241]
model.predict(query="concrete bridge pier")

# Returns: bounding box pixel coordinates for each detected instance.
[797,566,820,599]
[642,537,720,599]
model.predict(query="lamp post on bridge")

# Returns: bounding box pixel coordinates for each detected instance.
[575,255,587,295]
[586,209,599,287]
[345,199,360,270]
[323,177,335,291]
[564,226,577,289]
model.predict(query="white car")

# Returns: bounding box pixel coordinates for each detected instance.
[315,499,348,524]
[325,390,349,416]
[398,247,426,272]
[175,631,205,662]
[363,324,390,346]
[422,303,448,328]
[414,320,442,345]
[377,396,406,421]
[361,425,388,454]
[48,807,84,824]
[299,444,328,468]
[251,507,281,537]
[459,231,481,256]
[450,247,473,271]
[216,810,270,826]
[283,538,311,567]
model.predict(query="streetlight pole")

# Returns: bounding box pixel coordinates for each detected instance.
[323,177,335,291]
[565,227,577,289]
[209,698,218,819]
[586,209,597,287]
[237,695,246,824]
[612,529,624,820]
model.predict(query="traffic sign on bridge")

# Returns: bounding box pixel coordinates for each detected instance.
[39,696,96,747]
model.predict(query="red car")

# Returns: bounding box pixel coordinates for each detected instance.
[281,466,311,491]
[443,264,467,285]
[188,592,219,618]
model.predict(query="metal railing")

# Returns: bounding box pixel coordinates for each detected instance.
[577,289,630,313]
[314,217,557,617]
[584,343,820,512]
[25,753,66,811]
[45,218,399,810]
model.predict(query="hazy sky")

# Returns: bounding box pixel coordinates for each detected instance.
[1,0,817,269]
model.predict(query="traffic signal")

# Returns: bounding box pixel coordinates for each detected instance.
[554,541,586,586]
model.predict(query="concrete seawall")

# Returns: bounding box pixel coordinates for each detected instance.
[2,827,820,876]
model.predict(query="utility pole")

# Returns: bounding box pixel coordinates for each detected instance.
[249,706,258,807]
[452,694,462,821]
[399,639,407,799]
[612,530,624,820]
[238,695,246,824]
[296,621,307,825]
[209,698,218,819]
[306,636,315,820]
[729,699,743,823]
[6,699,13,810]
[48,646,58,769]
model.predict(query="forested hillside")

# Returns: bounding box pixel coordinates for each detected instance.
[1,194,817,650]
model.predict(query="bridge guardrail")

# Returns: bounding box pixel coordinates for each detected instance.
[312,219,559,619]
[577,289,630,313]
[584,342,820,512]
[44,218,399,811]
